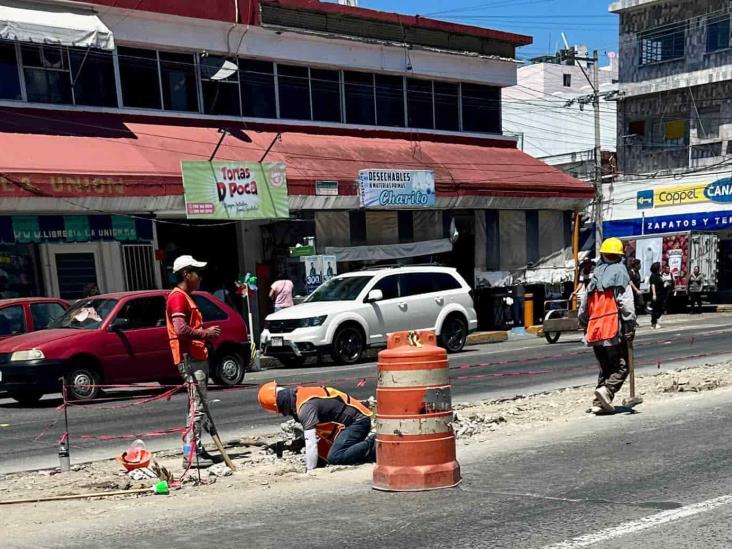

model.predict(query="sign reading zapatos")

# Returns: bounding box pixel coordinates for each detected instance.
[358,169,436,208]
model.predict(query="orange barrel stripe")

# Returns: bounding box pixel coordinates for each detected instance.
[373,329,461,492]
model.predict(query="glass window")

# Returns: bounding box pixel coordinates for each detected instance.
[240,59,276,118]
[193,295,228,321]
[21,45,72,104]
[50,298,118,330]
[277,64,311,120]
[696,107,721,139]
[434,81,459,131]
[311,68,341,122]
[0,305,25,337]
[200,55,240,116]
[0,41,21,100]
[375,74,405,127]
[159,51,198,112]
[69,48,117,107]
[30,302,67,330]
[407,78,434,129]
[305,276,372,302]
[461,83,501,133]
[563,74,572,87]
[344,71,375,125]
[433,273,462,291]
[372,275,399,300]
[639,23,686,65]
[114,297,166,330]
[119,46,161,109]
[707,15,730,52]
[399,273,437,297]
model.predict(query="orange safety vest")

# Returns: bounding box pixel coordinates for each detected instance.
[585,288,621,344]
[295,386,373,462]
[165,287,208,364]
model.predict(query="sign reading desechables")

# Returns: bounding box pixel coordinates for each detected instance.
[181,161,289,220]
[358,169,436,208]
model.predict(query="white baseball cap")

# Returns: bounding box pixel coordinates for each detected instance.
[173,255,207,273]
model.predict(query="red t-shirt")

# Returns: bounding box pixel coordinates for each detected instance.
[167,290,195,358]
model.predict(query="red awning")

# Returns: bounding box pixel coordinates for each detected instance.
[0,108,592,204]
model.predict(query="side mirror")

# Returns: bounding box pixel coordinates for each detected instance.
[110,318,130,332]
[366,289,384,303]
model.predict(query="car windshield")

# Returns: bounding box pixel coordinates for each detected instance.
[304,276,372,303]
[49,298,118,330]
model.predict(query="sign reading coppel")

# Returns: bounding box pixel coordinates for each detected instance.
[358,169,436,208]
[636,178,732,210]
[181,161,289,220]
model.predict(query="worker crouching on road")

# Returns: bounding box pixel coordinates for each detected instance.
[578,238,637,414]
[258,381,376,471]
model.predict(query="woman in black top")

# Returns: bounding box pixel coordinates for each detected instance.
[649,261,665,329]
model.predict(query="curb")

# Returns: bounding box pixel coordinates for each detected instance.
[526,325,544,336]
[467,331,509,345]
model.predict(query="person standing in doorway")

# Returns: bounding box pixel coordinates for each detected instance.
[649,262,665,329]
[688,265,704,315]
[269,272,294,312]
[165,255,222,468]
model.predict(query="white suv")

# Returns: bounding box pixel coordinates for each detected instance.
[261,266,477,366]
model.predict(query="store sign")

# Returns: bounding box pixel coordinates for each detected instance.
[315,181,339,196]
[181,161,289,220]
[289,245,315,257]
[358,169,436,208]
[635,178,732,210]
[0,215,150,244]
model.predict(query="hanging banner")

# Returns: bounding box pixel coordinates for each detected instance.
[302,255,337,293]
[181,161,289,220]
[358,169,436,208]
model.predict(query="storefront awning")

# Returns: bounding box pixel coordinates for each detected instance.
[0,3,114,50]
[325,239,453,262]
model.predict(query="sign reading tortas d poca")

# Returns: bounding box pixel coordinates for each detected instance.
[358,169,436,208]
[181,161,289,220]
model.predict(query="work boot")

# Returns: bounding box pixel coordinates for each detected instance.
[594,386,615,413]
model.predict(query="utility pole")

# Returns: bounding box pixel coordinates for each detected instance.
[592,50,603,256]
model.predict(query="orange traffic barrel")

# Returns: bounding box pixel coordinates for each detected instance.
[373,329,461,491]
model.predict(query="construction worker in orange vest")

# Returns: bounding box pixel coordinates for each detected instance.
[578,238,637,414]
[166,255,222,468]
[258,381,376,472]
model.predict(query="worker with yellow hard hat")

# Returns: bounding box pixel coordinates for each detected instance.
[578,237,637,414]
[257,381,375,471]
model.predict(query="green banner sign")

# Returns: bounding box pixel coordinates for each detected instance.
[181,161,289,220]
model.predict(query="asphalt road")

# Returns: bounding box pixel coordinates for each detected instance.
[1,313,731,474]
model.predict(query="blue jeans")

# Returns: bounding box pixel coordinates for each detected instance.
[327,419,375,465]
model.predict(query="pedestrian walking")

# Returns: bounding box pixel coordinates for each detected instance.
[688,265,704,315]
[649,262,665,329]
[269,272,294,312]
[661,264,674,313]
[579,238,636,414]
[165,255,222,468]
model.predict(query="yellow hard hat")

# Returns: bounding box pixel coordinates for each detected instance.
[257,381,279,414]
[599,237,624,255]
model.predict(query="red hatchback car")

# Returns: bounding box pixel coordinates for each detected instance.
[0,298,69,340]
[0,290,249,404]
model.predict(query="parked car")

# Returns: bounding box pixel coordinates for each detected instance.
[261,266,478,367]
[0,298,69,340]
[0,290,249,404]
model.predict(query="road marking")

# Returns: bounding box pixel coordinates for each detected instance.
[542,494,732,548]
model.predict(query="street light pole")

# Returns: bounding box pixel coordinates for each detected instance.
[592,50,603,255]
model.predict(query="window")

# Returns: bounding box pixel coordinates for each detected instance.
[50,299,118,330]
[375,74,405,127]
[240,59,276,118]
[200,55,240,116]
[434,81,459,131]
[407,78,434,129]
[372,275,399,300]
[30,302,67,330]
[159,52,198,112]
[0,305,25,337]
[21,45,72,104]
[628,120,646,137]
[193,295,228,321]
[119,47,161,109]
[70,48,117,107]
[344,71,375,125]
[349,211,367,245]
[563,74,572,87]
[707,14,730,52]
[646,117,688,147]
[696,107,721,139]
[277,64,311,120]
[398,211,414,243]
[304,276,373,302]
[639,23,686,65]
[115,297,166,330]
[461,83,501,133]
[0,41,21,100]
[399,273,437,297]
[311,68,341,122]
[433,273,462,291]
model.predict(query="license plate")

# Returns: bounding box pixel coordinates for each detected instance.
[271,337,284,347]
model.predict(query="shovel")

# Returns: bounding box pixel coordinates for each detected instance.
[622,337,643,408]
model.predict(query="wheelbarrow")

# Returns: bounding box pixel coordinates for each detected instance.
[542,299,580,344]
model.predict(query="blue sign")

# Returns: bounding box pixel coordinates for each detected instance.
[604,209,732,237]
[636,190,654,209]
[704,177,732,203]
[358,170,436,208]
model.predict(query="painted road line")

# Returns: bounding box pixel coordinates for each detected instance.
[542,494,732,548]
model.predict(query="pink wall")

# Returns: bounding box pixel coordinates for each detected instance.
[81,0,259,24]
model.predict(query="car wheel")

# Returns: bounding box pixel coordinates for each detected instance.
[8,390,44,406]
[330,325,365,365]
[543,310,562,344]
[280,356,306,368]
[213,351,246,386]
[64,365,101,401]
[439,315,468,353]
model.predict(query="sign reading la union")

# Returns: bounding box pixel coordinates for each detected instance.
[358,169,436,208]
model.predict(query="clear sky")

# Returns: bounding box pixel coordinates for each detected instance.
[358,0,619,64]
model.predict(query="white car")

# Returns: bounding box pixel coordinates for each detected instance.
[261,266,478,366]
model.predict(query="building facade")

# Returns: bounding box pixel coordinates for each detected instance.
[0,0,592,328]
